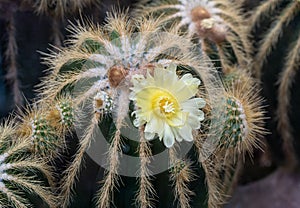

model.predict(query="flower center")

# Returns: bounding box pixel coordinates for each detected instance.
[159,97,175,114]
[151,89,179,118]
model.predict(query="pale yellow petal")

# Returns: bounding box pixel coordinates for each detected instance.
[145,132,156,141]
[145,116,164,135]
[163,124,175,148]
[174,83,196,101]
[166,111,188,127]
[173,129,183,142]
[178,125,193,142]
[180,73,201,92]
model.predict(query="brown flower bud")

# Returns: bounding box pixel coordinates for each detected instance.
[195,20,226,44]
[209,25,226,44]
[108,65,129,87]
[191,6,211,22]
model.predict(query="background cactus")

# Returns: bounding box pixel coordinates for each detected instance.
[0,0,111,113]
[25,0,99,17]
[0,121,56,208]
[135,0,251,72]
[225,0,300,207]
[249,0,300,168]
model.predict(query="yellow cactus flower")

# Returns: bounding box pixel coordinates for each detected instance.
[130,64,206,148]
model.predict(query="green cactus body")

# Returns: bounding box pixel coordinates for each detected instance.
[220,96,248,149]
[30,116,59,156]
[169,159,186,175]
[0,2,271,208]
[56,100,74,127]
[0,122,55,208]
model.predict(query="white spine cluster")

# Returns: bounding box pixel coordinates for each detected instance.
[235,100,248,139]
[30,117,40,141]
[93,91,113,114]
[0,153,12,193]
[56,102,74,126]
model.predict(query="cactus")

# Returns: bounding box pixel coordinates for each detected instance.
[249,0,300,168]
[25,0,97,18]
[0,120,56,208]
[221,71,265,156]
[1,1,23,107]
[135,0,251,72]
[0,0,100,110]
[34,9,265,207]
[25,0,101,46]
[15,97,74,159]
[40,12,226,208]
[0,1,269,208]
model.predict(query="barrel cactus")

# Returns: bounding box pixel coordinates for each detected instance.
[135,0,251,72]
[0,120,56,208]
[249,0,300,168]
[0,1,268,208]
[34,9,265,207]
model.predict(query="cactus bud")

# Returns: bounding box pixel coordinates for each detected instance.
[108,65,129,88]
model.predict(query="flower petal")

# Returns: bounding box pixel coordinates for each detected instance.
[187,114,201,129]
[174,83,196,101]
[198,110,205,121]
[181,73,201,92]
[167,111,188,127]
[163,124,175,148]
[145,132,156,141]
[168,63,177,73]
[178,125,193,142]
[173,129,183,142]
[195,98,206,108]
[182,98,206,110]
[133,118,141,127]
[145,116,163,135]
